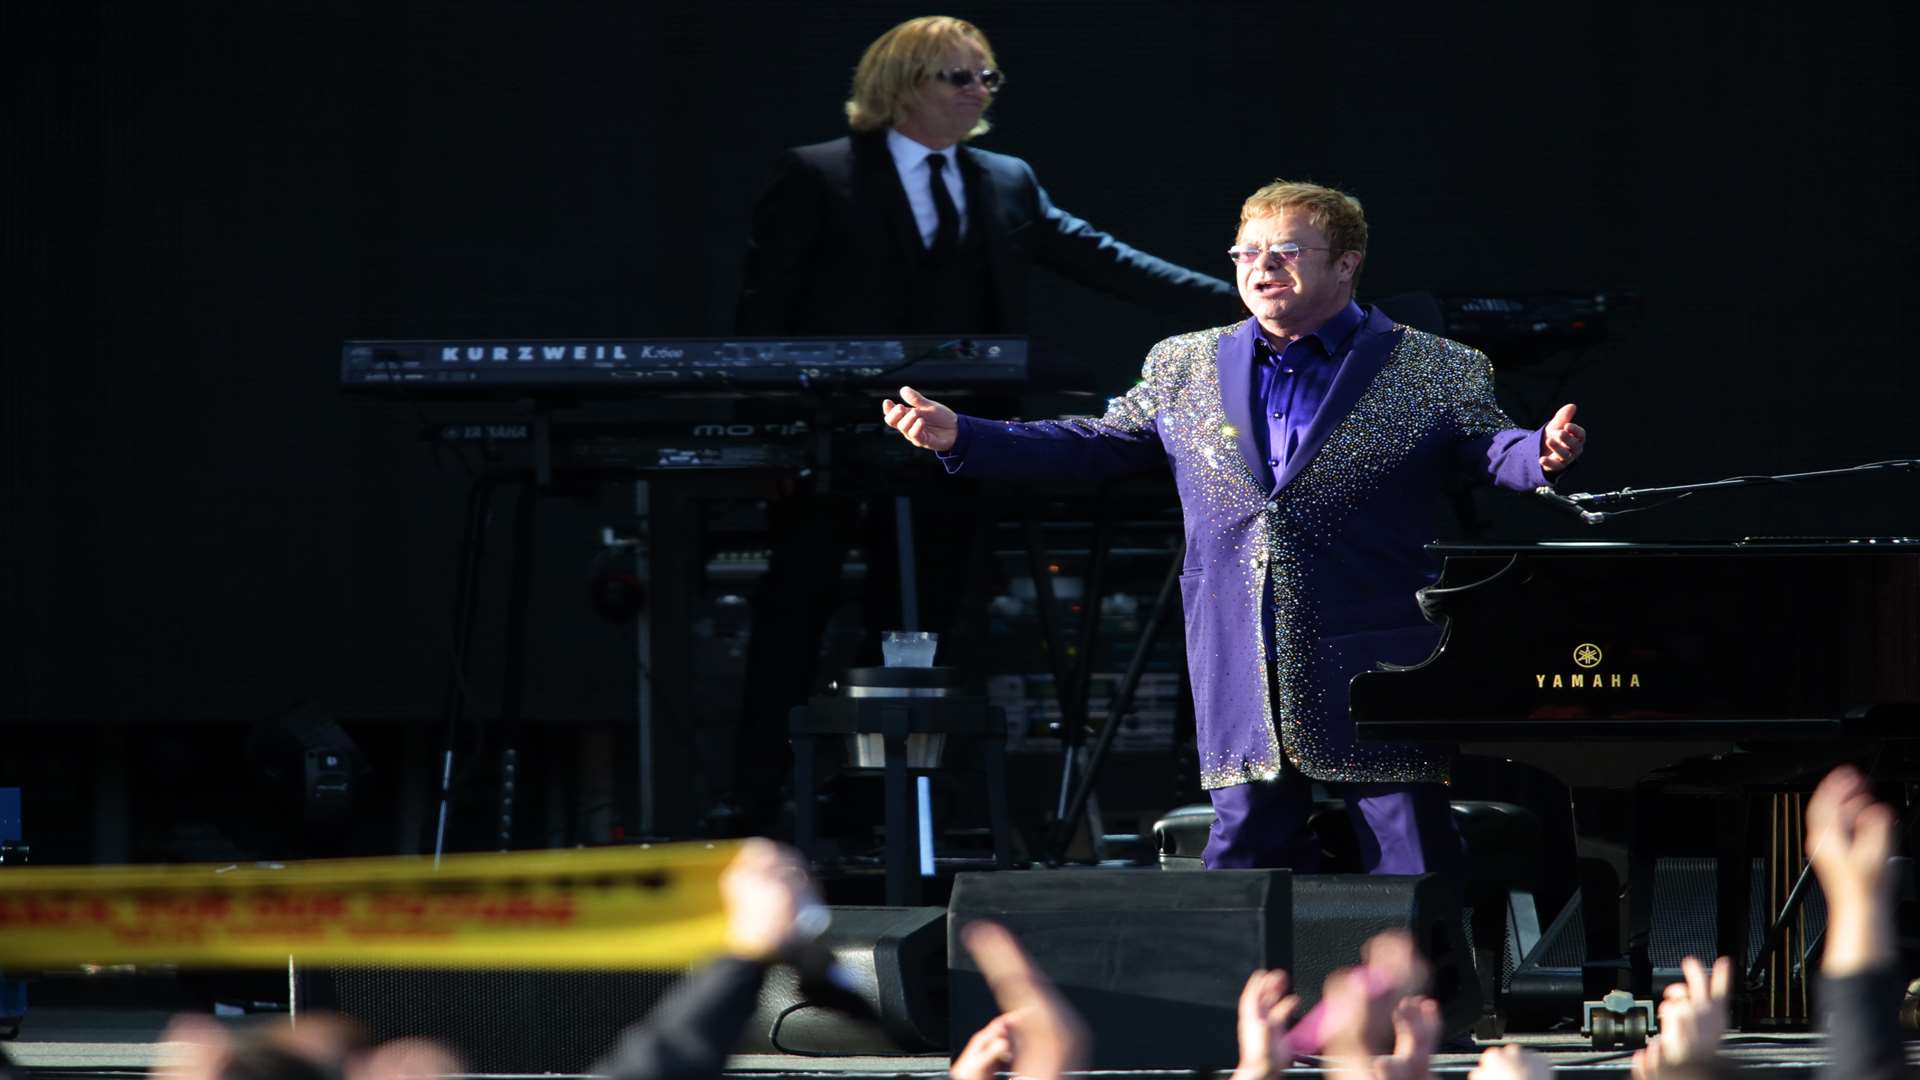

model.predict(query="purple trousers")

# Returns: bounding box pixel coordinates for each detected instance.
[1203,771,1462,873]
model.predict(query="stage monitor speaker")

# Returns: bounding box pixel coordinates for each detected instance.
[303,905,950,1072]
[948,869,1292,1069]
[1288,873,1481,1040]
[298,965,681,1074]
[736,905,948,1055]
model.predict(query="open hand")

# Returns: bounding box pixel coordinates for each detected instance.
[1630,955,1730,1077]
[881,385,959,452]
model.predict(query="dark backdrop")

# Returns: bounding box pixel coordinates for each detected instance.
[11,1,1918,855]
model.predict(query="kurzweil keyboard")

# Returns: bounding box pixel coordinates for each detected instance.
[340,336,1027,392]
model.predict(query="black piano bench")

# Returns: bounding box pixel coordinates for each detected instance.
[1153,802,1214,870]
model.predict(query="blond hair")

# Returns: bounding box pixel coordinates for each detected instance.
[1240,180,1369,286]
[845,16,999,138]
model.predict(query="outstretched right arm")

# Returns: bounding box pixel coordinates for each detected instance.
[878,340,1181,480]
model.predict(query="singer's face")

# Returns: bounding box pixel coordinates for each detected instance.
[1235,209,1358,341]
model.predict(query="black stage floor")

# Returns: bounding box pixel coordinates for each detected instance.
[5,1007,1915,1078]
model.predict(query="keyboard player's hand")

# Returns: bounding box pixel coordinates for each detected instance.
[882,385,958,452]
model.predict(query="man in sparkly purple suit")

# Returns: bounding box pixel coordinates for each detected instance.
[879,180,1588,871]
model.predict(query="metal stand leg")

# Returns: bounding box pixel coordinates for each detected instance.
[895,495,919,631]
[1022,508,1083,781]
[1058,493,1113,822]
[434,476,496,864]
[1048,539,1186,864]
[792,708,818,865]
[1627,777,1656,998]
[983,715,1013,870]
[1719,791,1754,1022]
[496,481,538,850]
[881,705,918,906]
[633,479,656,839]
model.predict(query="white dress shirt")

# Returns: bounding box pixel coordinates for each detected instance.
[886,127,968,248]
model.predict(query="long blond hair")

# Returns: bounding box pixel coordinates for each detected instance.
[844,16,999,139]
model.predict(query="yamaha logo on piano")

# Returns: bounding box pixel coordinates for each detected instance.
[1536,643,1641,690]
[441,424,530,441]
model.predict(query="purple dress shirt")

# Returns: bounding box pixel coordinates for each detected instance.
[1253,300,1364,486]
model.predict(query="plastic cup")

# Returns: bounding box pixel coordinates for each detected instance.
[881,630,938,667]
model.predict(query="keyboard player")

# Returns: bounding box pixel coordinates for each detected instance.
[725,15,1235,834]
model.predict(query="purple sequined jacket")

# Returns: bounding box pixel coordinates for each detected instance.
[941,308,1548,788]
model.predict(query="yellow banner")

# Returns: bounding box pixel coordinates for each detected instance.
[0,842,741,970]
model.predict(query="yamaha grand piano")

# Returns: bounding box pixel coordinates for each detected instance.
[1351,539,1920,1034]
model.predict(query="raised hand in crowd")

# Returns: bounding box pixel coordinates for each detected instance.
[1230,967,1300,1080]
[1313,930,1440,1079]
[1804,764,1907,1080]
[595,839,825,1080]
[949,1014,1014,1080]
[1374,995,1443,1080]
[1805,764,1899,976]
[952,921,1090,1080]
[1467,1044,1552,1080]
[1628,955,1730,1080]
[720,837,823,962]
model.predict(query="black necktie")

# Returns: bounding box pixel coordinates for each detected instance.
[926,153,959,257]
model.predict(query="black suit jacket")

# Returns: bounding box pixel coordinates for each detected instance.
[735,130,1235,335]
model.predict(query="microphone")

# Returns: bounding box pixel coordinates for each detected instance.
[1534,485,1608,526]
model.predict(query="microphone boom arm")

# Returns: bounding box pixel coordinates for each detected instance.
[1542,459,1917,524]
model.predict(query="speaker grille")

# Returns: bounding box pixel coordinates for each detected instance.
[1520,857,1820,974]
[311,966,682,1074]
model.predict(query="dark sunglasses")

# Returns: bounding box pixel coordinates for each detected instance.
[929,67,1005,92]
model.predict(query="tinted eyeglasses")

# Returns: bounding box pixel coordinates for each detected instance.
[929,67,1005,92]
[1226,242,1334,265]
